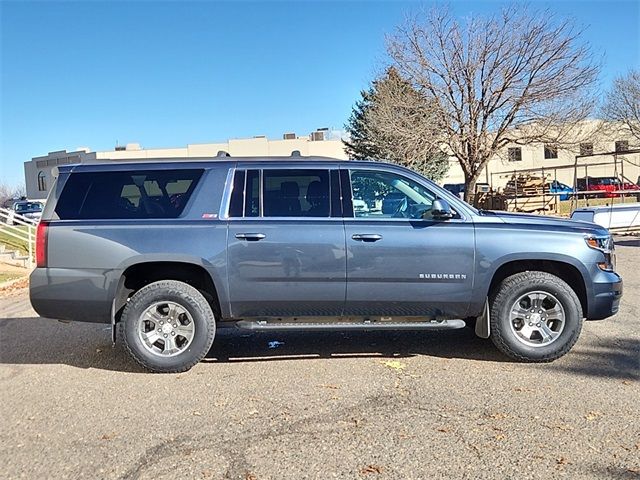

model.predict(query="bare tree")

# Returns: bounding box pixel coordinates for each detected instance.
[345,67,449,181]
[387,5,599,201]
[0,183,12,206]
[602,70,640,143]
[0,182,26,207]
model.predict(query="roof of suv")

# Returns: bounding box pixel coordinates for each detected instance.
[55,157,395,173]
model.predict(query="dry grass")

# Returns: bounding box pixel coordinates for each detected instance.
[0,272,24,284]
[0,225,31,256]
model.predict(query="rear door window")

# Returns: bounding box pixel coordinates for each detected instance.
[228,169,261,218]
[55,169,203,219]
[263,169,331,217]
[227,168,338,218]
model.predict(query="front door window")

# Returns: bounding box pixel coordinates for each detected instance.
[350,170,438,220]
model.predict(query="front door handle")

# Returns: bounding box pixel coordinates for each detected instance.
[351,233,383,242]
[235,233,266,241]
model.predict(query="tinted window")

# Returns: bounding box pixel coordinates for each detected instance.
[245,170,260,217]
[263,170,330,217]
[15,202,43,213]
[228,170,246,218]
[350,170,439,220]
[55,169,203,219]
[229,169,260,218]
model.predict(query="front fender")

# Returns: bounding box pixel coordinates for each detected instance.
[469,252,592,318]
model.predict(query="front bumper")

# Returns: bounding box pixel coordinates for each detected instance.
[587,270,623,320]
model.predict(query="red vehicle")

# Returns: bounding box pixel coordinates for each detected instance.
[576,177,640,198]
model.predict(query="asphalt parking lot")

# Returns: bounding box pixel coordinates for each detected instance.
[1,237,639,480]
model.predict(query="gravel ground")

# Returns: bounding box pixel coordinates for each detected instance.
[1,238,638,480]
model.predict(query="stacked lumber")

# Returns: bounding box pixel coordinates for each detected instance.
[474,192,507,211]
[503,174,550,197]
[504,195,556,213]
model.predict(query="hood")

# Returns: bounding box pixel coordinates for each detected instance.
[480,210,608,235]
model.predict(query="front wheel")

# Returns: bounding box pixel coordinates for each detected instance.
[490,271,583,362]
[120,280,216,373]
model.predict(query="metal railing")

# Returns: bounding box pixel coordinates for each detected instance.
[0,207,37,269]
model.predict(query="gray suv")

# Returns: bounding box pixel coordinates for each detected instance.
[30,158,622,372]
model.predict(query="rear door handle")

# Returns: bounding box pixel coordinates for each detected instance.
[351,233,383,242]
[235,233,266,241]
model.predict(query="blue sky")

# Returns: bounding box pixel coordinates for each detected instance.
[1,0,639,186]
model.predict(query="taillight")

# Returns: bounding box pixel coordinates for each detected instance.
[36,221,49,268]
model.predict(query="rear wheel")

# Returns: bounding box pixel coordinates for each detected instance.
[120,280,215,373]
[489,271,582,362]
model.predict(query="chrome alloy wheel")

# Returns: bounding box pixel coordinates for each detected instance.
[509,291,566,347]
[137,301,195,357]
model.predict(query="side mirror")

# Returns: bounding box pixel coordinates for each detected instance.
[430,199,454,220]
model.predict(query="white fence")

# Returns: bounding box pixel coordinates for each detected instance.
[0,207,37,268]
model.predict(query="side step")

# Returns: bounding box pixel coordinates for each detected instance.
[235,319,466,331]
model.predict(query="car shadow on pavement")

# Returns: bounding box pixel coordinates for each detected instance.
[205,329,640,381]
[204,327,508,364]
[0,316,147,373]
[550,336,640,381]
[1,316,638,380]
[586,465,640,480]
[613,234,640,248]
[614,238,640,248]
[0,316,508,372]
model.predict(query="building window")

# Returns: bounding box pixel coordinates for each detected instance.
[37,171,47,191]
[615,140,629,152]
[544,144,558,159]
[580,143,593,156]
[508,147,522,162]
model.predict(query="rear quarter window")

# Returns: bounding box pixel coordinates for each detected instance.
[55,169,203,219]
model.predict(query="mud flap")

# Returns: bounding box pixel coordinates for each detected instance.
[475,298,490,339]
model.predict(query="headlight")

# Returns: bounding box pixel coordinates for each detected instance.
[585,235,613,253]
[585,234,615,271]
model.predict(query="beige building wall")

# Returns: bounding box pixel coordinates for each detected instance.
[24,134,348,200]
[23,123,639,201]
[445,127,640,191]
[25,149,96,200]
[486,141,639,189]
[91,136,351,161]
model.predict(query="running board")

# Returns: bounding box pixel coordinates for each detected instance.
[235,319,466,331]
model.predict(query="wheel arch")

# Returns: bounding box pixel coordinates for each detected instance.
[112,260,224,326]
[486,258,588,315]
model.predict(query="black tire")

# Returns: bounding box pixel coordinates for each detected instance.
[489,271,583,362]
[120,280,215,373]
